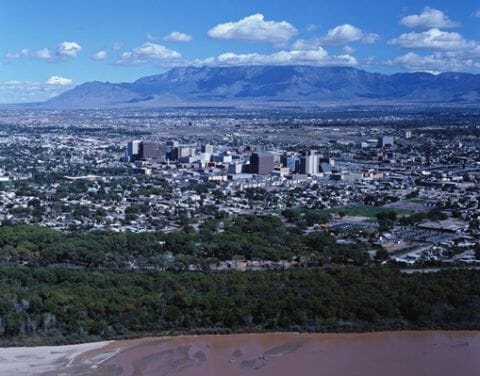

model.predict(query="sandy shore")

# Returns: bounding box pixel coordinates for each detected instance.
[0,341,111,376]
[2,331,479,376]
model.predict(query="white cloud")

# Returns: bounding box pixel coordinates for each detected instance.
[57,41,82,57]
[0,79,73,103]
[112,41,123,51]
[322,24,363,45]
[146,33,157,41]
[207,13,298,45]
[46,75,73,86]
[322,24,379,45]
[475,10,480,18]
[133,42,181,58]
[291,38,322,51]
[400,7,459,29]
[164,31,192,42]
[91,50,108,61]
[292,24,378,50]
[388,28,478,51]
[306,24,318,32]
[386,52,480,73]
[190,47,357,67]
[32,48,54,60]
[5,49,29,59]
[116,42,181,65]
[342,45,356,54]
[9,41,82,61]
[362,33,380,44]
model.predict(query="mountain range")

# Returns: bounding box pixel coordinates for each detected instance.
[42,65,480,108]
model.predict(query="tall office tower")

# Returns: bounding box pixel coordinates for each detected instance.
[280,154,299,173]
[127,140,141,161]
[319,157,335,167]
[168,147,179,161]
[165,140,180,161]
[299,150,319,175]
[378,136,394,148]
[178,146,193,158]
[201,144,214,154]
[250,152,274,175]
[139,141,166,161]
[166,140,179,148]
[228,162,243,174]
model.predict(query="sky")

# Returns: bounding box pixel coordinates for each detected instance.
[1,0,480,103]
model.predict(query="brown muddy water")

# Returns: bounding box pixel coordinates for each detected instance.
[2,331,479,375]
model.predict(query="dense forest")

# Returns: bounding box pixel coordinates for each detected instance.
[0,267,479,346]
[0,216,371,268]
[1,216,479,346]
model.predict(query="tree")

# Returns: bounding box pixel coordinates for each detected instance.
[374,248,389,262]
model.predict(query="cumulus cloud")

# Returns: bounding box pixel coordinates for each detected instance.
[342,45,356,54]
[57,41,82,57]
[291,39,321,51]
[146,33,157,41]
[164,31,192,42]
[293,24,378,50]
[46,75,73,85]
[91,50,108,61]
[112,41,124,51]
[5,49,29,59]
[388,28,478,51]
[322,24,379,45]
[0,79,73,103]
[7,41,82,61]
[189,47,357,67]
[207,13,298,45]
[31,48,54,60]
[386,52,480,73]
[116,42,181,65]
[133,42,181,58]
[400,7,459,29]
[361,33,380,44]
[322,24,363,44]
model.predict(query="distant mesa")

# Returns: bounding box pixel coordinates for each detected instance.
[40,65,480,108]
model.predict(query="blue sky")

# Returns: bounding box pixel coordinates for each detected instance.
[1,0,480,102]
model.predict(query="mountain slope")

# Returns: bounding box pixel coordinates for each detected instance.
[46,81,140,107]
[44,66,480,108]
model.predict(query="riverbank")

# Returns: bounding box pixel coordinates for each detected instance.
[2,331,479,375]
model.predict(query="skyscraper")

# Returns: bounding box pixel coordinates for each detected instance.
[299,150,319,175]
[378,136,394,148]
[250,152,274,175]
[201,144,214,154]
[127,140,141,161]
[139,141,166,161]
[280,154,299,173]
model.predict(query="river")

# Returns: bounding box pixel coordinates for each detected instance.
[1,331,479,375]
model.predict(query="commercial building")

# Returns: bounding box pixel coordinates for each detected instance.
[378,136,394,148]
[202,144,214,154]
[280,154,299,173]
[299,150,319,175]
[140,141,166,161]
[250,152,274,175]
[127,140,141,161]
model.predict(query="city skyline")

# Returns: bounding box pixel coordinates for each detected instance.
[1,0,480,102]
